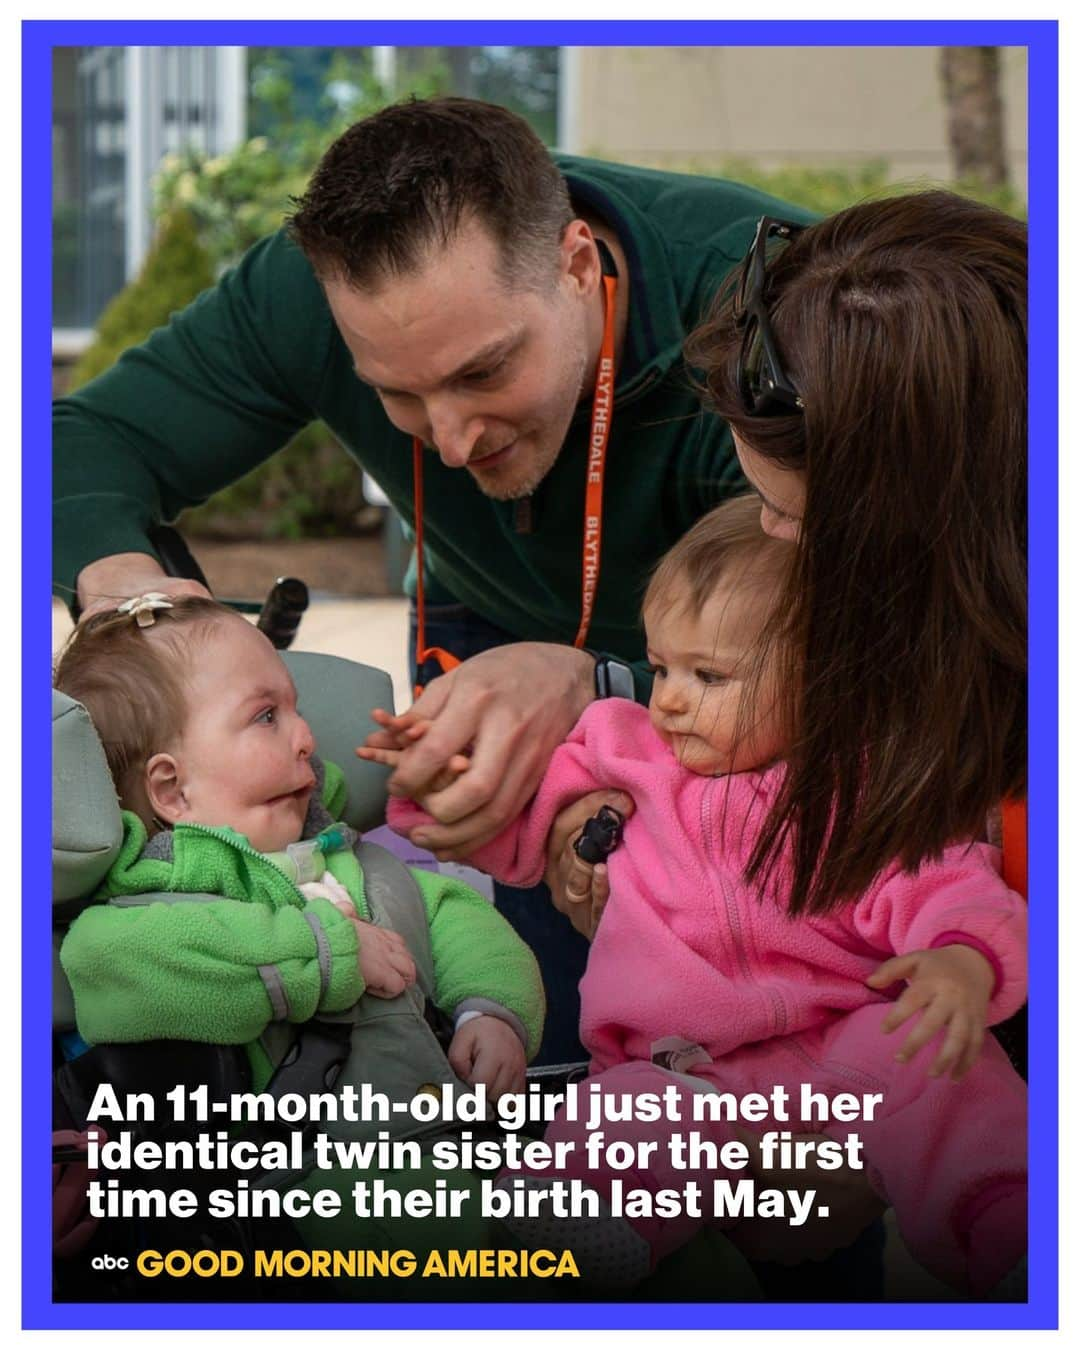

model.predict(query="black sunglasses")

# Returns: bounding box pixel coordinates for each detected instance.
[733,216,807,417]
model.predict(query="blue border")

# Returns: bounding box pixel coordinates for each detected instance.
[26,18,1058,1332]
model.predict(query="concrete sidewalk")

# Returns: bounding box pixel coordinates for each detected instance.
[52,596,413,713]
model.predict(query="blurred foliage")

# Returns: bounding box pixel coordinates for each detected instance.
[628,155,1026,221]
[467,47,560,144]
[68,210,215,390]
[394,46,559,144]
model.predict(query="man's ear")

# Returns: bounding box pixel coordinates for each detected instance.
[560,219,601,298]
[145,752,188,826]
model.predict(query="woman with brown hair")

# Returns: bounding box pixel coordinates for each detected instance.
[538,191,1027,1291]
[684,190,1027,917]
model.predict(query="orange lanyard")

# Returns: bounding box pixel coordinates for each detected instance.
[573,268,618,647]
[412,265,618,699]
[411,435,459,697]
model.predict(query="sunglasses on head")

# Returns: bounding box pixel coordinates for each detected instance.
[733,216,807,417]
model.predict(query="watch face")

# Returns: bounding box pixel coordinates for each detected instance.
[596,658,634,701]
[608,661,636,701]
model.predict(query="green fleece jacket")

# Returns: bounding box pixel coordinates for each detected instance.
[60,762,544,1060]
[52,156,814,702]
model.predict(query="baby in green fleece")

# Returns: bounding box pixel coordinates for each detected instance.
[54,594,544,1099]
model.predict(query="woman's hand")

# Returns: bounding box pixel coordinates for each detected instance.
[542,791,634,939]
[868,943,995,1080]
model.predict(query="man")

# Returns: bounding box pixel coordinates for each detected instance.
[54,96,813,1057]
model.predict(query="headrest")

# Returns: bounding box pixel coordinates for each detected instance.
[52,651,396,905]
[280,650,393,833]
[53,690,124,904]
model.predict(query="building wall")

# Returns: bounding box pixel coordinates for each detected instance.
[565,47,1028,197]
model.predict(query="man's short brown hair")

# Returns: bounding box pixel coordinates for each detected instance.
[288,96,574,292]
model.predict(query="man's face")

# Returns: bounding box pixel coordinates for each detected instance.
[152,617,317,852]
[324,219,594,501]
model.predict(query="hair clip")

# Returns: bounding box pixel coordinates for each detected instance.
[116,593,174,628]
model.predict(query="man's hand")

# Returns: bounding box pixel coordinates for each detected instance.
[75,552,212,622]
[362,643,595,858]
[867,943,995,1080]
[447,1016,526,1099]
[542,791,635,939]
[357,713,471,798]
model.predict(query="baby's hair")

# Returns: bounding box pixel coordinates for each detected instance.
[644,495,795,783]
[53,596,240,828]
[644,493,793,623]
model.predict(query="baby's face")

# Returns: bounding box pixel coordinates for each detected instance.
[644,573,784,776]
[154,617,317,852]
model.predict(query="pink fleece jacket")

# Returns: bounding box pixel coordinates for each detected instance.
[389,699,1027,1073]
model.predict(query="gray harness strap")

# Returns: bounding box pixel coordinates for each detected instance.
[353,841,436,997]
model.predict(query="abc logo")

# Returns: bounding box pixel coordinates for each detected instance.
[91,1254,129,1271]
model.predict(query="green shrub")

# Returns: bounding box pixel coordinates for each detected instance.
[606,154,1026,221]
[68,210,215,390]
[178,430,368,541]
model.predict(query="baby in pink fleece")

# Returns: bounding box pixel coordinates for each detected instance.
[379,496,1027,1298]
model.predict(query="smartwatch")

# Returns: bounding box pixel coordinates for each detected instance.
[593,655,636,701]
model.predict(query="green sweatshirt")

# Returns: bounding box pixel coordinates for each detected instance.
[53,156,813,699]
[59,764,544,1061]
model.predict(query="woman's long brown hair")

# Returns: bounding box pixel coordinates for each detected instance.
[687,191,1027,915]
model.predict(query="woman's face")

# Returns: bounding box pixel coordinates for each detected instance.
[733,435,806,543]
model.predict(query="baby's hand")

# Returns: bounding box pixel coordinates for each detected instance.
[867,944,995,1080]
[329,898,417,999]
[357,710,470,798]
[447,1016,526,1100]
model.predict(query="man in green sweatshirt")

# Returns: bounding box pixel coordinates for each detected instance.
[53,95,812,1060]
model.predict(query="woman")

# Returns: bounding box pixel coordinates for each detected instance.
[554,190,1026,927]
[546,191,1027,1286]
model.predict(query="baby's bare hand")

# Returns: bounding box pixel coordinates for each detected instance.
[358,714,470,800]
[331,900,416,998]
[868,945,994,1080]
[447,1016,526,1099]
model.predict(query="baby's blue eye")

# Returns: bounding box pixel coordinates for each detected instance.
[696,669,729,686]
[255,707,276,725]
[646,662,667,679]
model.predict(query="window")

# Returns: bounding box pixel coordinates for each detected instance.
[52,46,245,338]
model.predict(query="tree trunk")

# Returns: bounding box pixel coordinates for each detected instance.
[940,46,1008,188]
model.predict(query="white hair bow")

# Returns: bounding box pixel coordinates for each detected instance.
[116,592,175,628]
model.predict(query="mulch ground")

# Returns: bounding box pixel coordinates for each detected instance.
[188,534,393,602]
